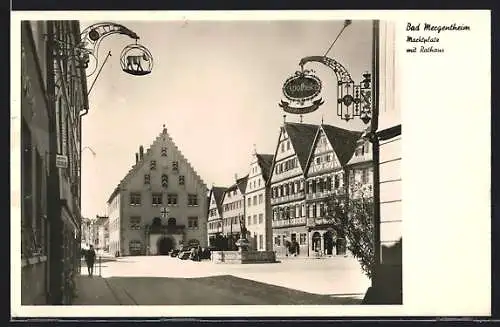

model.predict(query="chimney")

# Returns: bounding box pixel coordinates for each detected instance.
[234,173,238,182]
[135,153,139,164]
[139,145,144,160]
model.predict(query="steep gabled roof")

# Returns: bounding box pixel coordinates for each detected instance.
[267,122,319,185]
[284,122,320,170]
[303,124,362,174]
[106,125,207,204]
[210,186,228,215]
[236,175,249,193]
[256,153,274,182]
[222,175,249,202]
[321,124,362,166]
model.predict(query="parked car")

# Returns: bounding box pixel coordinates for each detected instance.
[178,247,192,260]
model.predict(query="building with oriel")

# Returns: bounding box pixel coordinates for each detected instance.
[220,175,248,250]
[21,20,88,305]
[268,122,318,257]
[207,186,227,247]
[244,150,274,251]
[346,133,374,201]
[304,124,361,257]
[106,125,208,256]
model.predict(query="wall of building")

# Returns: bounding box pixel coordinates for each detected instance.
[207,192,223,243]
[221,186,244,248]
[246,158,270,251]
[112,130,208,255]
[21,21,51,305]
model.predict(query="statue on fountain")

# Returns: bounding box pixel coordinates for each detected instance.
[235,216,250,251]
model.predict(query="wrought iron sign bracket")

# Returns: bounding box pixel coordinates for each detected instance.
[50,22,154,79]
[299,56,373,124]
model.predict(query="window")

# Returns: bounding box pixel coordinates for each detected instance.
[259,235,264,249]
[299,233,307,245]
[172,161,179,172]
[274,236,281,246]
[247,216,251,225]
[247,198,251,206]
[188,217,199,229]
[167,193,178,205]
[362,169,369,184]
[150,160,157,170]
[291,233,297,243]
[144,174,150,185]
[334,175,340,188]
[349,171,355,186]
[253,215,257,225]
[326,155,331,162]
[286,140,290,150]
[161,147,167,156]
[129,192,141,206]
[281,142,285,152]
[259,213,263,224]
[179,175,185,185]
[129,216,141,230]
[188,194,198,206]
[316,157,321,164]
[161,174,168,188]
[253,195,257,205]
[152,193,162,206]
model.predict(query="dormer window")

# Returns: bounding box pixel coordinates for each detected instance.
[150,160,157,170]
[179,175,185,185]
[172,161,179,172]
[144,174,151,185]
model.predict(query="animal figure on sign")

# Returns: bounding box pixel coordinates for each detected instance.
[126,53,149,72]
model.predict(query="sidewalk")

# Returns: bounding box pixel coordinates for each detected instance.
[72,274,121,305]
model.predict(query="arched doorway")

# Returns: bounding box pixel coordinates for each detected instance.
[324,231,334,255]
[157,236,175,255]
[312,232,321,252]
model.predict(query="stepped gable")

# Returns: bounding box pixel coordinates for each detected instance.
[284,122,319,170]
[106,125,207,204]
[321,124,362,166]
[256,153,274,182]
[211,186,228,215]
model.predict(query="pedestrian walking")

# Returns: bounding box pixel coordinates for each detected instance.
[85,245,96,277]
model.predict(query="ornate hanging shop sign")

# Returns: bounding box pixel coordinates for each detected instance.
[120,43,154,76]
[279,69,324,114]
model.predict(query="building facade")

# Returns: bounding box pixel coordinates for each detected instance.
[207,186,227,247]
[269,122,318,257]
[244,152,274,251]
[346,136,374,201]
[304,124,361,257]
[20,20,87,305]
[220,176,248,250]
[106,125,208,256]
[94,215,109,253]
[81,217,93,248]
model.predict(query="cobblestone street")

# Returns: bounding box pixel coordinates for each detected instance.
[74,255,370,305]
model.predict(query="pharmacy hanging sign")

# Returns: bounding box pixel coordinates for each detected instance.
[279,69,324,114]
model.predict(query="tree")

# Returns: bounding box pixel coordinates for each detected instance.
[325,183,375,278]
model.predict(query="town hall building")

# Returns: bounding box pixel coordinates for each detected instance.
[106,125,208,256]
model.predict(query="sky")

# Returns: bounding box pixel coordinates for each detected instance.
[80,19,374,218]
